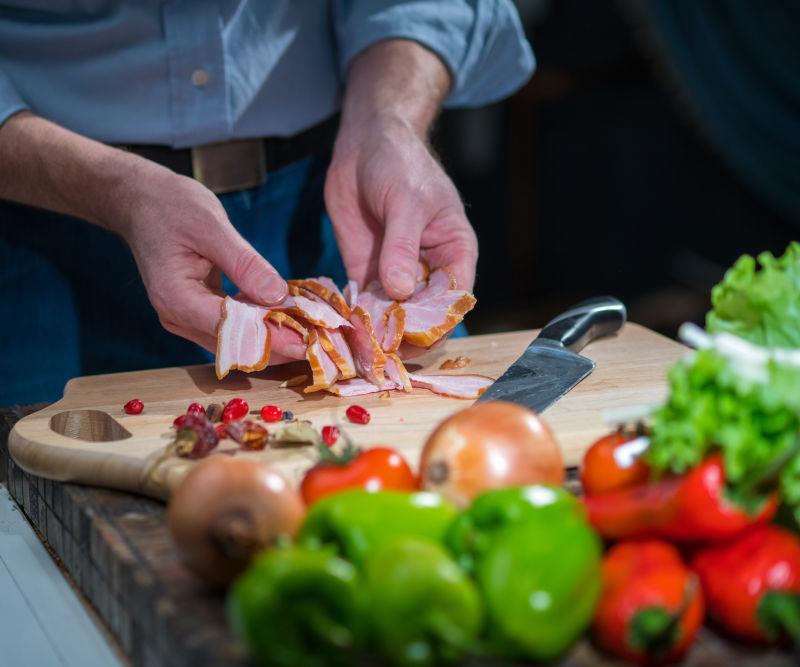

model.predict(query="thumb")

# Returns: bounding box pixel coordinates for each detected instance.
[379,214,424,300]
[206,225,287,305]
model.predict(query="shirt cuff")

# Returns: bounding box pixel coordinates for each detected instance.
[0,68,27,127]
[334,0,535,108]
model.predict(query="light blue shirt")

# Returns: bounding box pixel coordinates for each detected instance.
[0,1,534,148]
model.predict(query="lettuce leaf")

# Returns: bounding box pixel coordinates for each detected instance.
[706,242,800,347]
[647,348,800,513]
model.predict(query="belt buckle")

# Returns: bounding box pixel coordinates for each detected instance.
[191,139,267,194]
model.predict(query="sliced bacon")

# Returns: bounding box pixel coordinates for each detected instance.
[273,294,351,330]
[407,373,493,399]
[215,297,271,379]
[384,353,412,392]
[343,280,359,309]
[305,329,340,393]
[318,327,356,380]
[357,286,395,349]
[288,278,350,318]
[382,304,405,353]
[401,290,476,347]
[343,305,386,387]
[326,377,399,397]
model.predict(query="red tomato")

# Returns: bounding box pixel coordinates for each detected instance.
[581,430,651,496]
[300,446,417,505]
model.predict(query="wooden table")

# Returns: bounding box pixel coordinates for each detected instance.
[1,405,794,667]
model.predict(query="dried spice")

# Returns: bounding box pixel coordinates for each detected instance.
[173,414,219,459]
[271,420,321,447]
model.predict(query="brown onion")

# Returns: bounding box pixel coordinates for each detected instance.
[419,401,564,507]
[167,456,304,586]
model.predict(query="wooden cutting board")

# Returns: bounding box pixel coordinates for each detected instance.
[8,323,685,500]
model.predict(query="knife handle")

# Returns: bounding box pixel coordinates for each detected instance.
[538,296,626,353]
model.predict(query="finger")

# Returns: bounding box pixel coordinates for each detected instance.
[421,223,478,292]
[378,213,424,299]
[199,222,287,306]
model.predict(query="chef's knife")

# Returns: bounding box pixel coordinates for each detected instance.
[476,296,626,412]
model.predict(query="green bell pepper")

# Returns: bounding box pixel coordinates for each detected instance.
[447,485,602,661]
[227,546,366,667]
[299,489,458,566]
[364,537,483,667]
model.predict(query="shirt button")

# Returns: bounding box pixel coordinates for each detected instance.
[191,68,209,88]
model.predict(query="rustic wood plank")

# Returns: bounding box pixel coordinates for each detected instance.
[1,407,794,667]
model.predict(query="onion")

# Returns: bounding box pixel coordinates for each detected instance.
[419,401,564,507]
[167,456,305,586]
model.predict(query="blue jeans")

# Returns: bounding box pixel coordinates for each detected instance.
[0,152,465,406]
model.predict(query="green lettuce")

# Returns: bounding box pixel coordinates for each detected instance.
[706,242,800,347]
[648,347,800,513]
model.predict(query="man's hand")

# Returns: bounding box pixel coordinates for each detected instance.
[119,165,287,351]
[0,112,287,351]
[326,40,478,300]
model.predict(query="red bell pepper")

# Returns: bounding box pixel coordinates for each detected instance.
[593,540,704,665]
[692,525,800,644]
[583,454,778,542]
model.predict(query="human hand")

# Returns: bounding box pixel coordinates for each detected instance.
[325,116,477,299]
[117,163,287,351]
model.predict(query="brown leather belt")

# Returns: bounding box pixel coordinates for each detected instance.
[117,115,339,194]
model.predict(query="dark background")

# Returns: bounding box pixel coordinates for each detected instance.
[436,0,796,337]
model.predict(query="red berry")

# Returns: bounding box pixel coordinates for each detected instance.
[222,398,249,423]
[173,414,189,429]
[215,423,228,439]
[346,405,370,425]
[186,402,206,416]
[260,405,283,423]
[321,425,340,446]
[124,399,144,415]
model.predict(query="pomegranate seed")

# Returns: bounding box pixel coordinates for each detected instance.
[260,405,283,422]
[173,414,189,429]
[321,425,340,446]
[346,405,370,425]
[222,398,249,423]
[186,402,206,417]
[215,423,228,439]
[124,399,144,415]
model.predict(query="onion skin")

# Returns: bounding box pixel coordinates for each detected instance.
[419,401,565,507]
[167,456,305,587]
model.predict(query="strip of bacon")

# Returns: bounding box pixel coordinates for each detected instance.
[401,290,476,347]
[273,294,351,330]
[215,297,271,380]
[343,280,359,309]
[263,311,308,361]
[382,304,405,353]
[326,377,399,397]
[343,305,387,387]
[318,327,357,379]
[407,373,493,399]
[288,278,351,318]
[384,353,412,392]
[305,329,340,393]
[357,287,394,348]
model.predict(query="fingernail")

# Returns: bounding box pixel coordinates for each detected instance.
[387,268,413,297]
[262,278,287,304]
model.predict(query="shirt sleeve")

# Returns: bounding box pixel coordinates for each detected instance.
[0,66,27,126]
[333,0,535,107]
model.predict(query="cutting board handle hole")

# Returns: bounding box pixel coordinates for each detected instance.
[49,410,132,442]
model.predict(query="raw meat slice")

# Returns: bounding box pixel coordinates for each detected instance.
[318,327,357,379]
[384,353,412,392]
[381,304,405,353]
[263,311,308,361]
[215,297,270,379]
[407,373,493,399]
[326,378,399,397]
[273,294,351,329]
[401,290,476,347]
[343,305,386,387]
[343,280,359,309]
[288,278,350,318]
[305,329,340,393]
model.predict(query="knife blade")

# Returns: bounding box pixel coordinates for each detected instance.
[476,296,626,412]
